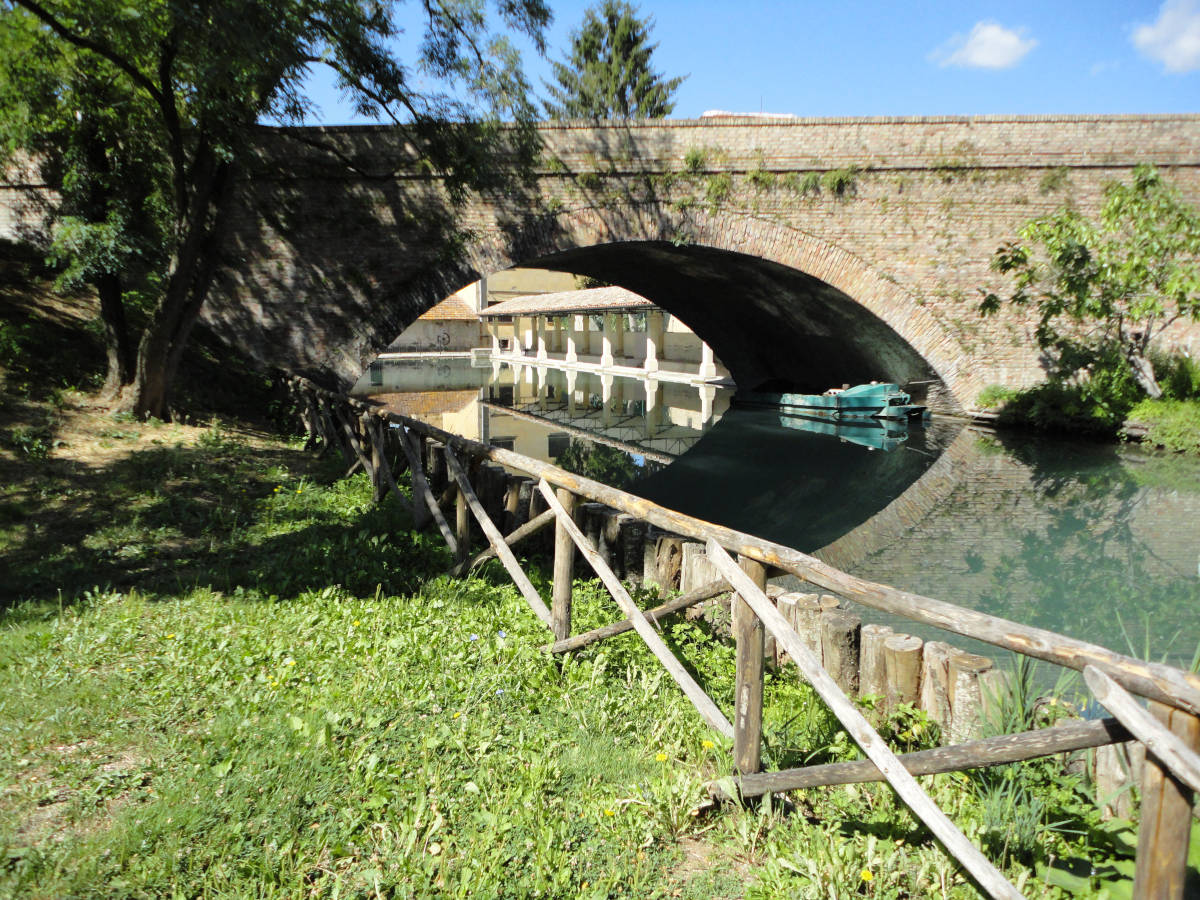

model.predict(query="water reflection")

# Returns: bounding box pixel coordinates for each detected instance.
[353,356,1200,668]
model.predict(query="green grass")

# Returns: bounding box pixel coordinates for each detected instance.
[1124,399,1200,453]
[1,250,1190,898]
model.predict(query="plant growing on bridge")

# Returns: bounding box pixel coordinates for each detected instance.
[980,165,1200,401]
[0,0,550,419]
[543,0,685,120]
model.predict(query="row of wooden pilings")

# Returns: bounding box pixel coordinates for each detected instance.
[290,377,1200,900]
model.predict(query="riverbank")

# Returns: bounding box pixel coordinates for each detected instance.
[3,259,1196,897]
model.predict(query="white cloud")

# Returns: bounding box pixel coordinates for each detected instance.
[1132,0,1200,73]
[932,21,1037,69]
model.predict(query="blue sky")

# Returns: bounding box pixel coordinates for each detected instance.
[300,0,1199,124]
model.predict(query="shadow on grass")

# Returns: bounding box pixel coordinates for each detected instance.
[0,434,453,614]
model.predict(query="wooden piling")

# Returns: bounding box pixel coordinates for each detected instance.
[859,623,894,702]
[821,609,862,696]
[884,634,924,713]
[733,555,768,774]
[948,650,994,744]
[551,488,579,642]
[1133,703,1200,899]
[920,641,954,731]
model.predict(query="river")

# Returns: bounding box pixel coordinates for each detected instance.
[353,356,1200,672]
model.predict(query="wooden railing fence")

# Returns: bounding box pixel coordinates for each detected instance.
[291,377,1200,900]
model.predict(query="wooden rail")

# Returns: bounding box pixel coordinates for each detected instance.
[289,378,1200,900]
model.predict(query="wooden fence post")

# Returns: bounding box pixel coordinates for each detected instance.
[733,555,768,775]
[1133,703,1200,900]
[551,488,578,642]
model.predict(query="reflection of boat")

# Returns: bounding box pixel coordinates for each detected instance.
[777,412,910,451]
[733,382,926,420]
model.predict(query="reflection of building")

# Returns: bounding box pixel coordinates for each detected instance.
[480,286,726,384]
[380,270,726,385]
[383,291,484,355]
[354,356,730,467]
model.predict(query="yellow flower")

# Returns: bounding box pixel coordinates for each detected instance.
[352,620,361,626]
[603,808,615,817]
[655,752,668,762]
[701,740,714,750]
[453,712,461,719]
[860,869,874,882]
[166,633,176,639]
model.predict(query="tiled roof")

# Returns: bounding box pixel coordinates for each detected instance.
[418,294,478,322]
[480,286,652,317]
[368,390,478,420]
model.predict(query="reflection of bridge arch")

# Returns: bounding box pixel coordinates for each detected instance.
[813,425,983,571]
[469,206,965,412]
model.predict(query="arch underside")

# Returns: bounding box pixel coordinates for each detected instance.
[522,241,942,404]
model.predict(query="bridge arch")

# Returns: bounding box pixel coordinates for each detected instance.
[462,205,968,411]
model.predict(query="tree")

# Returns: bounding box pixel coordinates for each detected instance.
[981,165,1200,399]
[543,0,684,120]
[0,0,550,419]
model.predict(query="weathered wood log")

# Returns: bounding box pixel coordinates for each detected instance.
[546,579,730,654]
[551,488,579,643]
[921,641,954,731]
[425,440,448,494]
[734,556,768,774]
[600,509,625,577]
[367,419,416,518]
[452,508,556,577]
[775,594,802,666]
[650,532,683,591]
[1131,699,1200,900]
[538,480,733,739]
[705,539,1023,900]
[820,609,862,696]
[455,481,470,561]
[379,413,1200,716]
[795,594,840,659]
[620,517,647,587]
[716,716,1133,799]
[504,475,531,532]
[396,429,453,548]
[859,623,894,702]
[1085,666,1200,796]
[445,449,552,629]
[682,541,724,593]
[949,651,994,744]
[884,634,924,713]
[362,413,386,502]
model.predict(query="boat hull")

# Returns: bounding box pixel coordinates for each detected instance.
[733,382,926,421]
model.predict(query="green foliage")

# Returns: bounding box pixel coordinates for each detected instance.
[554,438,642,490]
[1124,399,1200,452]
[0,0,550,417]
[1154,351,1200,400]
[704,172,732,208]
[543,0,685,119]
[820,166,858,197]
[747,162,775,192]
[682,146,707,173]
[981,165,1200,401]
[977,384,1020,410]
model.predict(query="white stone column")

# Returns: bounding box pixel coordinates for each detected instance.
[566,369,578,416]
[601,373,614,425]
[536,315,548,361]
[566,315,579,363]
[644,379,663,438]
[700,384,717,425]
[699,341,717,379]
[490,320,501,354]
[536,366,548,410]
[600,314,615,367]
[644,310,664,373]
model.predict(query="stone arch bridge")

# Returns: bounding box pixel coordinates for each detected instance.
[12,115,1200,412]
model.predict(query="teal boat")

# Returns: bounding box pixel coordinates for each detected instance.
[733,382,926,421]
[776,412,910,451]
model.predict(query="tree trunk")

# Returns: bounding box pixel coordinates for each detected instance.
[1128,350,1163,399]
[97,272,134,401]
[111,156,236,420]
